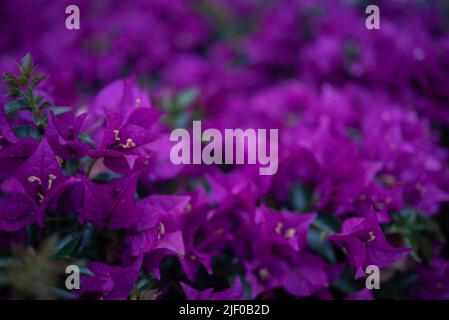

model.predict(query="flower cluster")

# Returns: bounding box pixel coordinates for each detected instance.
[0,0,449,300]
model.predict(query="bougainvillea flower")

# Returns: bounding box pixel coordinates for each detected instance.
[181,278,243,300]
[1,0,449,301]
[142,248,177,280]
[126,194,191,256]
[77,255,143,300]
[14,138,64,198]
[280,251,328,298]
[205,170,259,206]
[142,135,184,182]
[355,181,403,223]
[315,263,345,300]
[176,205,221,281]
[317,157,382,216]
[180,194,253,280]
[79,174,139,230]
[0,138,37,179]
[329,210,411,278]
[140,192,210,281]
[0,192,35,231]
[245,249,327,298]
[407,179,449,217]
[0,107,17,145]
[92,78,153,117]
[45,111,89,160]
[255,204,316,251]
[413,257,449,300]
[12,138,79,226]
[89,79,162,174]
[245,253,286,298]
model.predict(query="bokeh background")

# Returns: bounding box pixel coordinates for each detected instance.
[1,0,449,300]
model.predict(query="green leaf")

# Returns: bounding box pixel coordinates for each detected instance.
[32,111,45,126]
[40,234,59,257]
[32,72,46,87]
[13,125,41,139]
[78,132,96,147]
[308,228,337,263]
[313,212,341,233]
[19,53,33,82]
[4,99,30,115]
[92,171,123,183]
[2,72,20,95]
[331,268,359,295]
[135,274,156,291]
[307,212,340,263]
[0,257,19,268]
[54,233,81,259]
[34,94,44,106]
[77,223,94,255]
[289,182,317,212]
[376,272,418,300]
[416,234,432,264]
[79,266,95,277]
[176,88,198,110]
[387,208,443,264]
[41,105,71,115]
[172,113,191,128]
[404,236,422,263]
[19,53,32,72]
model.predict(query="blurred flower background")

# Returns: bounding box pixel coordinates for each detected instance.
[0,0,449,300]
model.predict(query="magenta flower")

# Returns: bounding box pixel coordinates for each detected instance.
[12,138,79,226]
[315,263,345,300]
[0,107,17,145]
[77,255,142,300]
[89,79,161,174]
[126,194,191,256]
[0,138,37,179]
[413,257,449,300]
[354,181,403,223]
[329,209,411,278]
[255,204,316,251]
[245,250,328,298]
[1,0,449,301]
[79,174,139,230]
[0,192,35,231]
[179,189,254,281]
[45,111,89,160]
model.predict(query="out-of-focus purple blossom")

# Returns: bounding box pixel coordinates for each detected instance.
[77,255,142,300]
[329,210,411,279]
[413,258,449,300]
[0,0,448,301]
